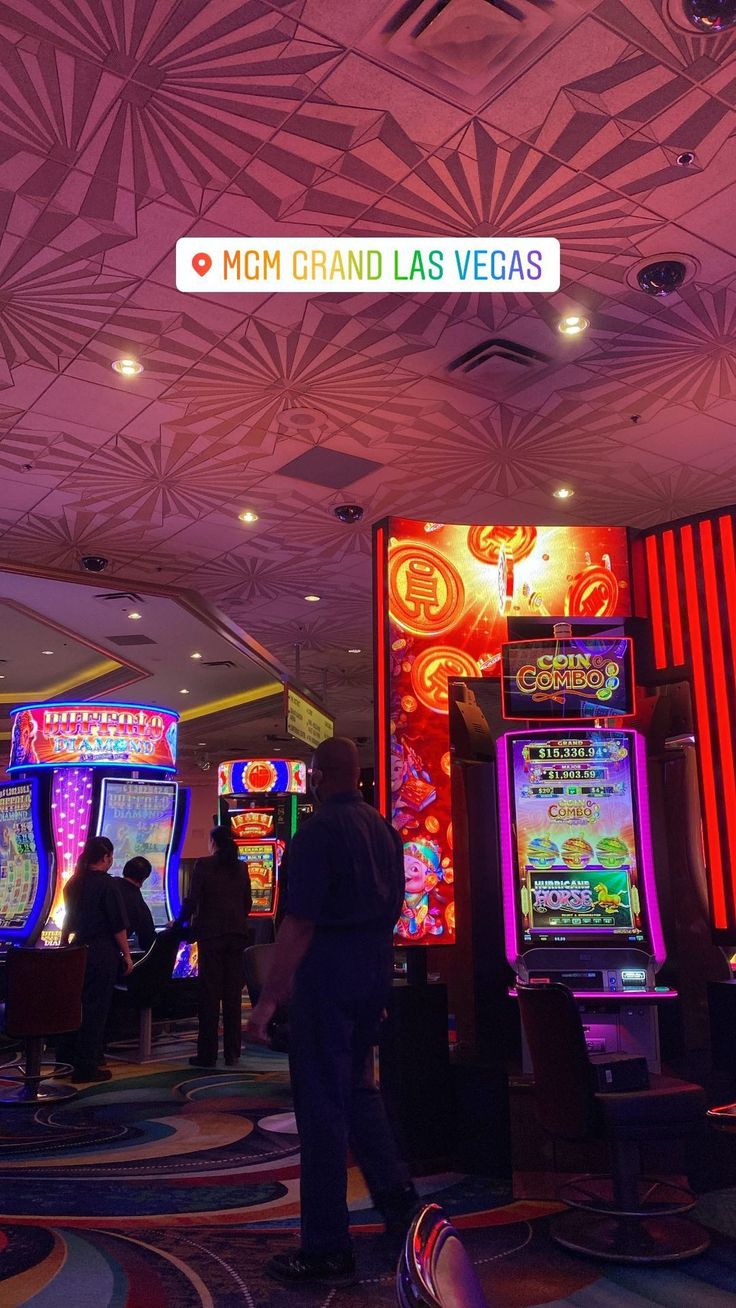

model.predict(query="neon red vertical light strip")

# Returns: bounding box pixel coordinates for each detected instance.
[661,530,685,666]
[645,534,667,668]
[681,524,727,929]
[374,524,389,816]
[699,519,735,928]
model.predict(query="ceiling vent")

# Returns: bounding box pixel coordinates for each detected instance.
[448,337,551,374]
[95,591,144,604]
[106,634,157,647]
[361,0,598,108]
[201,659,236,668]
[277,447,382,489]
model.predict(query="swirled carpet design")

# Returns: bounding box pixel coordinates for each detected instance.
[0,1049,734,1305]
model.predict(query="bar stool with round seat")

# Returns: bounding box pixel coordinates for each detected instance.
[0,944,87,1104]
[517,982,709,1263]
[396,1203,491,1307]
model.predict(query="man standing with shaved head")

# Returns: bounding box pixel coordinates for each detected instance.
[247,736,417,1288]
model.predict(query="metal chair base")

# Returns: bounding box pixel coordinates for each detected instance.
[552,1210,710,1263]
[0,1080,79,1104]
[559,1173,695,1217]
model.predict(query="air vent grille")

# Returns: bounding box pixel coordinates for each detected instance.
[361,0,597,108]
[106,634,157,646]
[448,338,551,373]
[96,591,143,603]
[201,660,236,668]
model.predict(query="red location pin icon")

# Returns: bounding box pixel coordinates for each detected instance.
[192,251,212,278]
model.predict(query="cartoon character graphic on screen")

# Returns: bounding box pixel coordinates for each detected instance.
[397,838,444,940]
[12,710,39,767]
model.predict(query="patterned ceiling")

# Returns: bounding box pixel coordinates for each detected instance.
[0,0,736,744]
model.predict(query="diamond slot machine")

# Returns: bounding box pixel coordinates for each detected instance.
[7,702,190,947]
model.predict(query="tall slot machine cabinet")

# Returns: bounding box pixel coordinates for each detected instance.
[496,629,674,1072]
[217,758,308,942]
[7,701,190,946]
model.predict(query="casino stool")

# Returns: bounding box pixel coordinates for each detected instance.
[0,944,87,1104]
[396,1203,491,1308]
[109,929,188,1062]
[517,982,709,1262]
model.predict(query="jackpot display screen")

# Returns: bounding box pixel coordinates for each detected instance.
[0,781,49,937]
[506,729,648,948]
[97,779,178,926]
[239,841,278,915]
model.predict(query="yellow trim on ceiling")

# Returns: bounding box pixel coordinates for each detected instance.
[0,659,121,703]
[179,681,283,722]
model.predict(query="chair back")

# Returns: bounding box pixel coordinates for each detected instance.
[517,982,595,1140]
[4,945,87,1038]
[397,1204,490,1308]
[243,944,275,1008]
[125,930,182,1007]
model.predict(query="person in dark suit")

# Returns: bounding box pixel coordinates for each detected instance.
[117,856,156,953]
[180,825,252,1068]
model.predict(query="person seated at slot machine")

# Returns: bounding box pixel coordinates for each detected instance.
[117,856,156,954]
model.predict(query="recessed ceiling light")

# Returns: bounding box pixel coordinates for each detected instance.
[112,357,144,377]
[0,674,5,679]
[190,652,203,660]
[557,314,589,337]
[41,649,54,655]
[128,611,142,621]
[197,741,207,746]
[348,648,362,654]
[180,688,190,695]
[239,510,259,523]
[304,594,321,602]
[553,486,574,500]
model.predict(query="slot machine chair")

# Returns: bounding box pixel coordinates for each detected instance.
[517,982,709,1263]
[396,1203,491,1308]
[0,945,87,1104]
[109,928,190,1062]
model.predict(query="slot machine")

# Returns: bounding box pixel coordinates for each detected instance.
[496,635,675,1072]
[218,758,307,941]
[0,778,54,955]
[8,702,190,945]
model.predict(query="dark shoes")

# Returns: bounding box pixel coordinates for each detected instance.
[71,1067,113,1083]
[266,1248,357,1288]
[188,1056,216,1069]
[376,1182,422,1237]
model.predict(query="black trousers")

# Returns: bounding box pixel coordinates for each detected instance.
[289,932,410,1255]
[196,935,246,1063]
[58,938,120,1074]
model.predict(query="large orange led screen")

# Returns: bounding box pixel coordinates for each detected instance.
[374,519,631,945]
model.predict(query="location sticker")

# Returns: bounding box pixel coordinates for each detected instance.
[192,252,212,277]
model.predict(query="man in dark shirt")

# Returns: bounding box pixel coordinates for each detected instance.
[117,857,156,953]
[247,737,416,1289]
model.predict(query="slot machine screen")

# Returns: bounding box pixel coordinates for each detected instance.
[506,729,650,950]
[97,778,178,927]
[0,781,50,938]
[240,841,277,914]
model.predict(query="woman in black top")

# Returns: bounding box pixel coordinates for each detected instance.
[60,836,133,1082]
[181,825,252,1068]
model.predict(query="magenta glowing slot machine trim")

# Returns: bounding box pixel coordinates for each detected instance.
[497,726,666,969]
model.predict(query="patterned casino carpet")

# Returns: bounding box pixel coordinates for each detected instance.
[1,1048,735,1306]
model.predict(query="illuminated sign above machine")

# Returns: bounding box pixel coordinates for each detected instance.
[501,638,634,720]
[8,703,179,772]
[285,687,334,751]
[218,758,307,796]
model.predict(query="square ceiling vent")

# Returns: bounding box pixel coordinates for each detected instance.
[277,447,382,488]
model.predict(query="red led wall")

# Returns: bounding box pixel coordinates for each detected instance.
[374,518,631,945]
[638,508,736,940]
